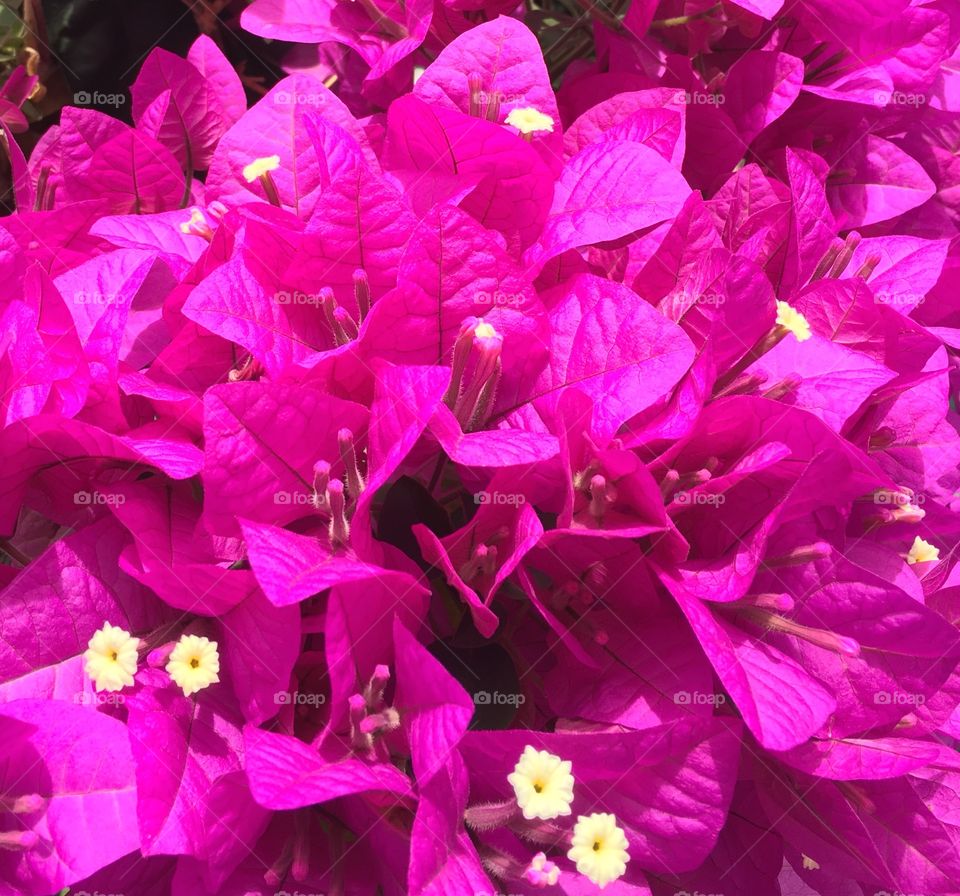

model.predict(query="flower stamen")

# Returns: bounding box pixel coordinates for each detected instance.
[338,428,366,499]
[242,155,282,207]
[327,479,350,546]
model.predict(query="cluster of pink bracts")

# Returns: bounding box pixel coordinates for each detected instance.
[2,0,960,894]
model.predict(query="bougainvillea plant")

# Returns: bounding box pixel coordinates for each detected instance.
[3,0,960,894]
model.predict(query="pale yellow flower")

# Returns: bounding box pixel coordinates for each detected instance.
[166,635,220,696]
[507,746,575,820]
[83,622,139,692]
[567,813,630,889]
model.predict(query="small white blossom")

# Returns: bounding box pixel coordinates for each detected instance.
[507,745,575,820]
[166,635,220,696]
[84,622,139,692]
[567,813,630,889]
